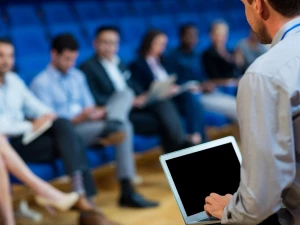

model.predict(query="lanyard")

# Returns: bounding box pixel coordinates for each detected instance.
[281,23,300,40]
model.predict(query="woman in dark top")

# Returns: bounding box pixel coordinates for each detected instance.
[130,30,207,144]
[202,20,243,80]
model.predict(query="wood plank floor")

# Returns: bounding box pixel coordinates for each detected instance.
[15,149,184,225]
[15,126,240,225]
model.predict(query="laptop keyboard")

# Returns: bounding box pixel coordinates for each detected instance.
[199,216,220,222]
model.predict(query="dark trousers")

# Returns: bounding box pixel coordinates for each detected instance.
[10,118,97,197]
[130,100,186,153]
[259,213,280,225]
[215,213,280,225]
[173,92,207,141]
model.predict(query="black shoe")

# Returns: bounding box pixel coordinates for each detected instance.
[119,193,159,208]
[99,120,126,146]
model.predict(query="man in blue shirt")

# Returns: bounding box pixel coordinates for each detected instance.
[31,34,158,209]
[169,24,238,122]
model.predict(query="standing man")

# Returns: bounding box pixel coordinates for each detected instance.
[31,34,158,209]
[204,0,300,224]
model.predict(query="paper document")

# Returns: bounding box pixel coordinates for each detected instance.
[22,120,53,145]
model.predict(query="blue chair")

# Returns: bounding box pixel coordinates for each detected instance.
[204,110,230,127]
[77,48,94,66]
[119,17,148,44]
[10,163,56,184]
[149,15,178,41]
[7,4,40,27]
[131,0,158,16]
[225,9,249,31]
[118,44,136,65]
[0,14,8,37]
[84,19,117,42]
[74,1,106,22]
[159,0,182,14]
[134,135,160,153]
[104,1,130,18]
[11,27,49,58]
[227,29,249,50]
[175,13,201,28]
[41,2,76,25]
[16,54,50,85]
[48,24,90,48]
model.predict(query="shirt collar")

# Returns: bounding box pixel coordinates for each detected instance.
[100,55,120,65]
[271,17,300,47]
[47,64,71,80]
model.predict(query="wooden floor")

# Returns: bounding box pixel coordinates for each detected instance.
[15,148,184,225]
[14,126,240,225]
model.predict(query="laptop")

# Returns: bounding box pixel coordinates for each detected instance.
[160,136,242,224]
[143,75,177,106]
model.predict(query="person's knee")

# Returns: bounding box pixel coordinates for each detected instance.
[0,155,6,170]
[52,118,74,130]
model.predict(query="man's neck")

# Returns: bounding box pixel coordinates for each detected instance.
[0,73,5,84]
[180,44,193,53]
[269,16,300,41]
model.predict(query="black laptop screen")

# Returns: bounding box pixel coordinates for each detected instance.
[166,143,241,217]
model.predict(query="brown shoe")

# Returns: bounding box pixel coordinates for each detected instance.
[98,131,126,146]
[79,210,121,225]
[98,121,126,146]
[72,196,95,212]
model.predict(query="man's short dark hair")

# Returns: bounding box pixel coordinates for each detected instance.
[0,37,13,46]
[247,0,300,18]
[179,24,197,37]
[51,33,79,54]
[95,26,120,38]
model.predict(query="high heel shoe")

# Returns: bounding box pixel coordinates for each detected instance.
[35,192,79,212]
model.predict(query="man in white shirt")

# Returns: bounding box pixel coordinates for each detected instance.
[0,38,119,225]
[204,0,300,224]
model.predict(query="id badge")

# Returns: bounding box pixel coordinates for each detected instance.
[70,103,82,115]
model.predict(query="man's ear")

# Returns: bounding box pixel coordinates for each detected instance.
[255,0,270,20]
[50,49,57,59]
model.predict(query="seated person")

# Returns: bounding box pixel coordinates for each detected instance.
[236,30,268,73]
[0,135,79,225]
[79,26,191,153]
[202,20,243,81]
[130,29,207,144]
[0,38,115,225]
[30,34,158,209]
[168,24,237,122]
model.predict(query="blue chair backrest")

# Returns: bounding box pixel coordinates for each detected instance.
[74,1,104,22]
[41,2,76,25]
[7,4,40,27]
[11,27,49,57]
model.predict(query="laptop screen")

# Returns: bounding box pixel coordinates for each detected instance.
[166,143,240,217]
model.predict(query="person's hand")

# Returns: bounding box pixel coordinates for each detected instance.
[234,49,245,68]
[32,115,54,131]
[86,107,106,121]
[71,107,93,124]
[202,82,216,93]
[204,193,232,219]
[167,85,181,98]
[133,94,148,108]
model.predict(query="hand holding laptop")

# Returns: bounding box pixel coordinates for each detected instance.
[204,193,232,220]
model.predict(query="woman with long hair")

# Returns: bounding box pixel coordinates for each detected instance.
[131,29,207,145]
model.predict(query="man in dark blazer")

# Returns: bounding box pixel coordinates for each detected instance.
[79,26,189,155]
